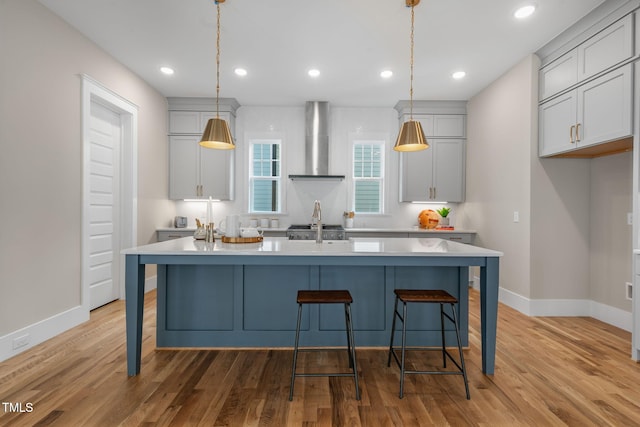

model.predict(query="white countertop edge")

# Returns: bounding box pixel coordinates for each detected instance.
[123,237,502,257]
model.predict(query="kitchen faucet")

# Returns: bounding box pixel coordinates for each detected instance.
[311,200,322,243]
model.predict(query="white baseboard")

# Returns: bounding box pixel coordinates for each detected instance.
[0,275,157,363]
[0,305,88,363]
[498,287,632,332]
[144,275,157,293]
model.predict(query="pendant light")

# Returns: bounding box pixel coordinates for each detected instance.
[200,0,235,150]
[393,0,428,152]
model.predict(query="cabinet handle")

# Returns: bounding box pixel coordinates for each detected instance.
[433,187,436,200]
[575,123,581,142]
[569,125,575,143]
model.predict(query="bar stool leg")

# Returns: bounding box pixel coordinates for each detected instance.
[440,302,447,368]
[450,302,470,400]
[345,303,361,400]
[387,296,399,367]
[399,300,408,399]
[344,303,353,369]
[289,303,303,401]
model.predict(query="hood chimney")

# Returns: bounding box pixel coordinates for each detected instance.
[289,101,345,180]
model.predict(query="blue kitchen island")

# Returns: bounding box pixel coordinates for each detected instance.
[123,237,502,376]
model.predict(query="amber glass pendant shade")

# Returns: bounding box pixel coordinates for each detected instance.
[393,120,428,152]
[199,117,235,150]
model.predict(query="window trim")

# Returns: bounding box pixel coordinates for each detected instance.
[248,137,283,214]
[349,134,387,215]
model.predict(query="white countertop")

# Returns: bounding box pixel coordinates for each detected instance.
[157,227,476,234]
[345,228,476,233]
[123,237,501,257]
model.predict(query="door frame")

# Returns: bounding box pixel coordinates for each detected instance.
[81,74,138,312]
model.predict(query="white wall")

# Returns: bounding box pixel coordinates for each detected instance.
[465,53,632,327]
[589,152,633,311]
[463,55,537,299]
[0,0,172,352]
[175,106,455,229]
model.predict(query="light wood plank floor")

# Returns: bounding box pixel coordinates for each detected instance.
[1,289,639,426]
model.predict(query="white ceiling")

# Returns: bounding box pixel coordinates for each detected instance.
[39,0,606,107]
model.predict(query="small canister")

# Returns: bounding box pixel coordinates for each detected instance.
[270,218,279,229]
[249,218,258,228]
[260,218,270,228]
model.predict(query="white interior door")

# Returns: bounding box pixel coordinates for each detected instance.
[87,101,121,309]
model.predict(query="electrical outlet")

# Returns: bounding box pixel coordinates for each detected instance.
[12,334,29,350]
[626,282,633,301]
[628,213,633,226]
[513,211,520,223]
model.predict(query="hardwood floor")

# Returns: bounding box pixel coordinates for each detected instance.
[1,289,639,426]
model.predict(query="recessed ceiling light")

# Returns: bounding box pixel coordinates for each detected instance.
[308,69,320,78]
[452,71,466,80]
[514,5,536,19]
[380,70,393,79]
[234,68,248,77]
[160,66,174,75]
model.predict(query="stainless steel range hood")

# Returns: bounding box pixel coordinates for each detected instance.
[289,101,345,180]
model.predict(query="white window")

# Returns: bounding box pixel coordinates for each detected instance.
[249,140,281,213]
[352,140,384,214]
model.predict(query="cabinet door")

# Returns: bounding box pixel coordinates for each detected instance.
[399,139,465,202]
[577,14,633,81]
[433,115,466,137]
[399,146,433,202]
[577,64,632,149]
[539,90,577,157]
[169,135,200,199]
[539,49,578,101]
[200,147,234,200]
[169,111,201,134]
[432,139,465,202]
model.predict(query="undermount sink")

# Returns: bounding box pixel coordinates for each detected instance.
[287,239,351,245]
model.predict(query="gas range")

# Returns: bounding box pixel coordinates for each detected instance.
[286,224,346,240]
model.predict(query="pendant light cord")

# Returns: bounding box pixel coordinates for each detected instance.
[409,3,415,121]
[216,1,221,118]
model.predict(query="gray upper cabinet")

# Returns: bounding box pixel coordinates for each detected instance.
[169,131,234,200]
[539,14,634,102]
[400,137,465,203]
[394,101,467,203]
[538,11,635,158]
[167,98,238,200]
[539,64,632,157]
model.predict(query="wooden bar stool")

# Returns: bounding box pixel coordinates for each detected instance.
[289,290,360,401]
[387,289,470,399]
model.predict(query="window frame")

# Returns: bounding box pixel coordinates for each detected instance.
[248,138,283,214]
[349,135,386,215]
